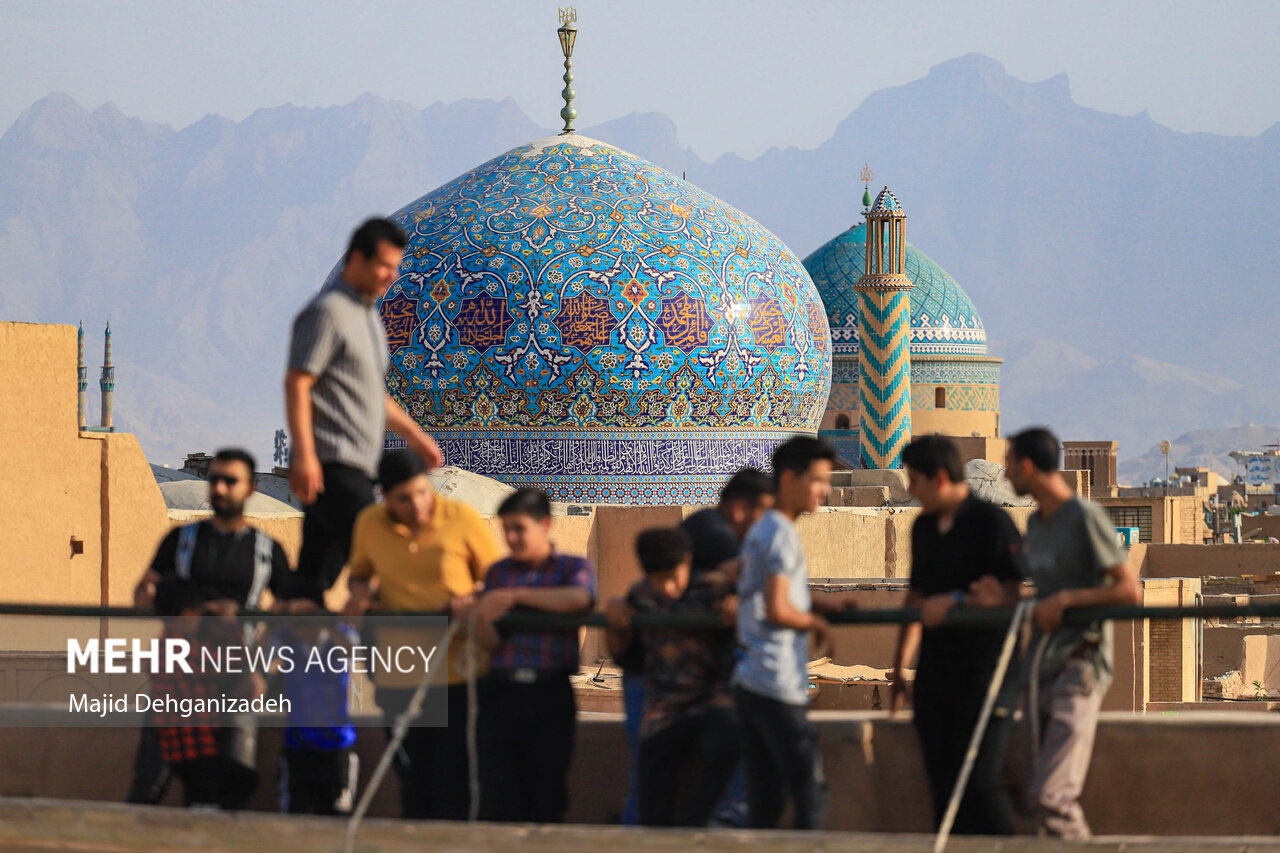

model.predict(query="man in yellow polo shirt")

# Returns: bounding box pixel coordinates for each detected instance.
[345,449,499,820]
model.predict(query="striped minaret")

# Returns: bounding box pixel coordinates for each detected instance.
[77,322,87,429]
[854,188,913,469]
[99,323,114,430]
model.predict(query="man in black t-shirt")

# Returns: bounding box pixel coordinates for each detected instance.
[891,436,1024,836]
[135,457,292,610]
[128,448,297,807]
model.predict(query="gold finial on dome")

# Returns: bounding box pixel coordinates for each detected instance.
[557,8,579,134]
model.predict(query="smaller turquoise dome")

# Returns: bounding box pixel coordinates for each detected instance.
[868,187,902,214]
[803,222,987,356]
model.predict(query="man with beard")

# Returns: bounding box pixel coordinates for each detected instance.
[128,447,295,806]
[135,448,293,608]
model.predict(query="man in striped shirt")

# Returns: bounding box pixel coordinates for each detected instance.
[285,218,442,590]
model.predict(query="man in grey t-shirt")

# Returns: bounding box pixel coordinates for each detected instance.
[1005,427,1140,840]
[734,436,856,830]
[285,218,443,589]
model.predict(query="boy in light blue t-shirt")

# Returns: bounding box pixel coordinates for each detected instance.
[734,437,856,830]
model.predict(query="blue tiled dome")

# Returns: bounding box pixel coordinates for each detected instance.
[803,222,987,356]
[325,134,831,504]
[868,188,902,215]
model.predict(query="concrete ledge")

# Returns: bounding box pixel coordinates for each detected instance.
[3,797,1280,853]
[5,711,1280,835]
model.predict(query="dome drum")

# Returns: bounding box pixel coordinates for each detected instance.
[823,354,1001,436]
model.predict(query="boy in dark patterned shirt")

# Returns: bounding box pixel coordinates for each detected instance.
[474,488,596,823]
[605,527,740,827]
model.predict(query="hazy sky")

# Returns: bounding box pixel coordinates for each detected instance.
[3,0,1278,160]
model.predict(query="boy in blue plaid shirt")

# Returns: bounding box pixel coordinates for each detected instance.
[473,488,596,822]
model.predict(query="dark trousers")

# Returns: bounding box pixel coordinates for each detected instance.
[478,676,576,823]
[384,684,471,820]
[125,725,170,804]
[170,755,256,810]
[734,686,828,830]
[282,747,351,815]
[913,677,1016,836]
[299,463,374,590]
[636,705,741,827]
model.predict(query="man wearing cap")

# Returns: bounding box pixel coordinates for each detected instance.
[286,217,444,591]
[343,449,499,821]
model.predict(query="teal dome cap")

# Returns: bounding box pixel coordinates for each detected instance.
[868,187,903,215]
[803,222,987,356]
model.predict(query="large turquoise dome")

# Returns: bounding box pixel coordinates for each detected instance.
[804,223,987,356]
[330,134,831,504]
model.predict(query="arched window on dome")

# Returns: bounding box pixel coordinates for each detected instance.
[935,387,947,409]
[835,413,851,430]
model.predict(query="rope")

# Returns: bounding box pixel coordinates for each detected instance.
[343,612,483,852]
[344,618,463,853]
[465,609,481,823]
[1027,633,1050,790]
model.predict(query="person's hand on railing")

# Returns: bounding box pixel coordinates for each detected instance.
[1033,592,1068,632]
[204,598,240,626]
[447,594,477,621]
[715,594,739,627]
[604,598,634,633]
[476,588,517,623]
[133,570,161,610]
[920,593,959,628]
[967,575,1005,607]
[342,587,372,629]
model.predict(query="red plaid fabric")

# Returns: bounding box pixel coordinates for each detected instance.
[157,724,218,763]
[150,623,236,763]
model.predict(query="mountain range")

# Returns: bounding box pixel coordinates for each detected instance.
[1,53,1277,477]
[1116,424,1280,487]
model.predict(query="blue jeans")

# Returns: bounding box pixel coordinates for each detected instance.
[622,673,645,825]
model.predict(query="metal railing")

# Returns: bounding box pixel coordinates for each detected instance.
[5,599,1280,628]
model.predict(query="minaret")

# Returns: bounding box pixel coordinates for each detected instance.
[99,323,115,430]
[77,322,87,429]
[854,187,913,469]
